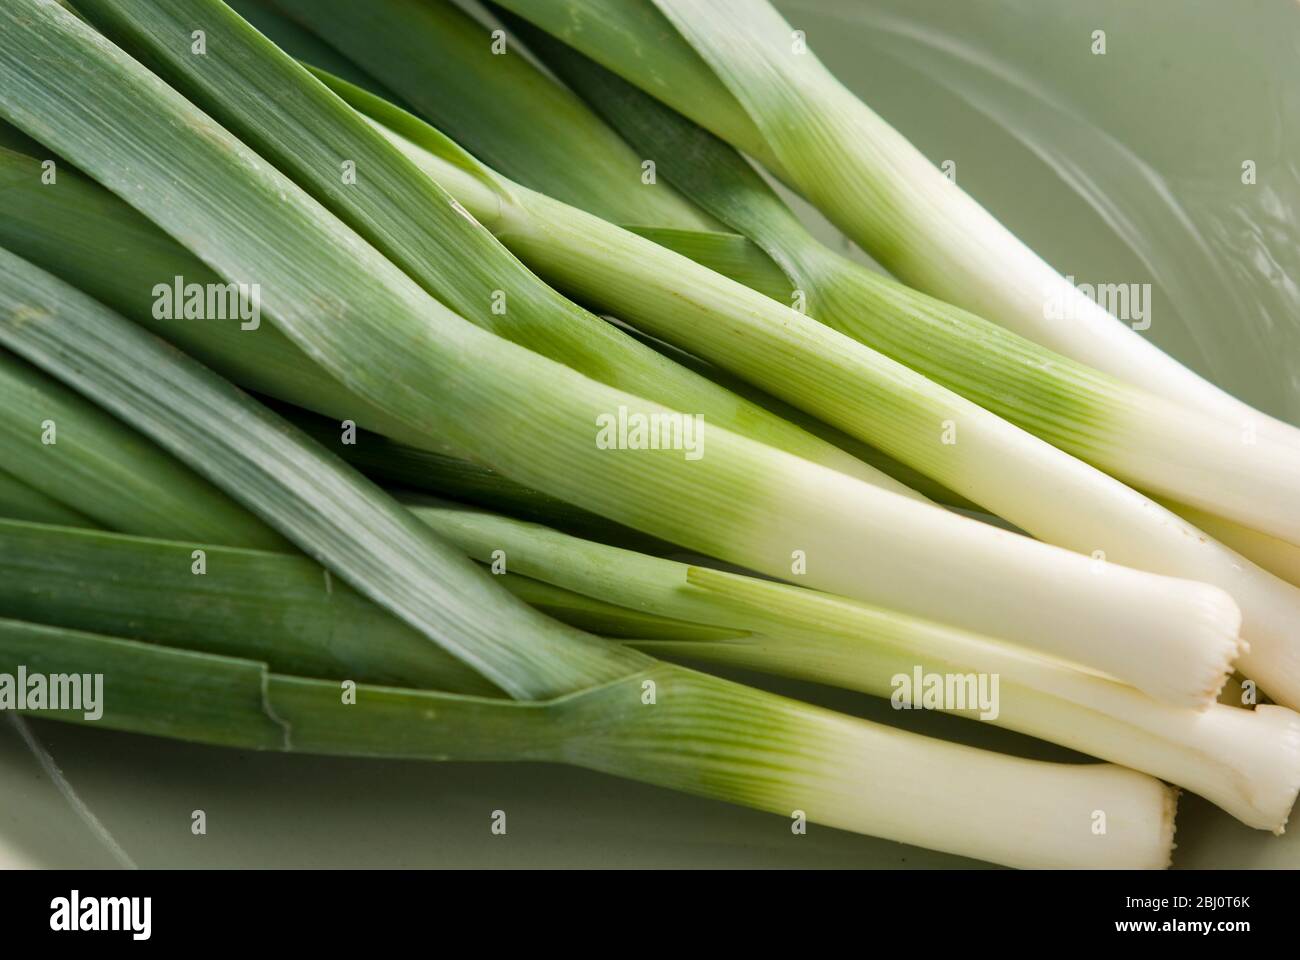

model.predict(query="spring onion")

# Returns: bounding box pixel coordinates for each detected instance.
[0,616,1176,869]
[273,0,1299,568]
[0,0,1248,707]
[9,1,919,500]
[514,26,1300,550]
[270,3,1300,709]
[487,0,1300,446]
[406,501,1300,833]
[3,509,1295,833]
[339,81,1300,710]
[1,0,1293,868]
[0,241,1176,867]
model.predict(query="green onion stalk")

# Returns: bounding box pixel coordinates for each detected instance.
[2,139,1232,708]
[238,0,975,511]
[0,616,1178,869]
[0,240,1187,869]
[485,0,1300,451]
[0,138,963,515]
[259,0,1300,709]
[509,22,1300,552]
[0,0,1249,707]
[19,0,927,502]
[406,502,1300,834]
[2,509,1296,834]
[267,0,1300,582]
[0,246,650,701]
[348,85,1298,713]
[0,234,1179,875]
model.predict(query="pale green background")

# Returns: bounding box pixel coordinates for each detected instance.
[3,0,1298,868]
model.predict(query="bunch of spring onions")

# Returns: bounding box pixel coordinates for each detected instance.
[0,0,1295,869]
